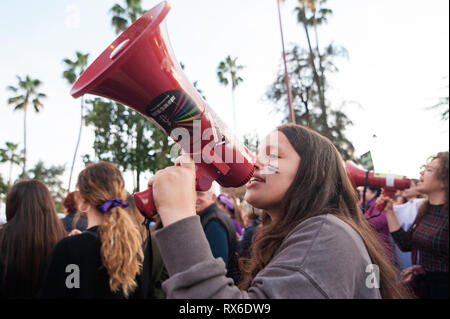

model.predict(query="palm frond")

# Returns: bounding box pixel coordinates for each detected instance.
[32,79,42,87]
[7,85,18,92]
[14,101,27,111]
[63,58,76,67]
[217,71,229,86]
[33,102,43,113]
[5,142,19,151]
[110,4,126,15]
[63,70,77,84]
[8,95,24,104]
[111,16,128,34]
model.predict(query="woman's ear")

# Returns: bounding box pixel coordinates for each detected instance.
[77,196,90,215]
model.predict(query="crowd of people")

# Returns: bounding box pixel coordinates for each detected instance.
[0,124,447,299]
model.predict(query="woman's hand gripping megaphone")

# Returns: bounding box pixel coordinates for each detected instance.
[134,154,197,226]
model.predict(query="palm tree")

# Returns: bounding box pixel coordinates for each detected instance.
[110,0,145,34]
[0,142,24,186]
[63,51,89,191]
[7,75,46,177]
[217,55,245,133]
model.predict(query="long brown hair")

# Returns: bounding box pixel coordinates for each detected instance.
[125,193,149,242]
[0,180,66,298]
[416,151,449,219]
[77,162,143,298]
[239,124,409,298]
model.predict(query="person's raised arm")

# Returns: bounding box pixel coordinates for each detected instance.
[376,196,401,232]
[148,154,196,227]
[377,196,412,251]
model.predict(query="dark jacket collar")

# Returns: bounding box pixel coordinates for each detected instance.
[198,203,219,219]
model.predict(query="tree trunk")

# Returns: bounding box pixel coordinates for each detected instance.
[136,170,141,193]
[67,96,84,192]
[277,0,295,124]
[8,156,14,187]
[132,170,137,192]
[313,16,326,105]
[135,120,143,192]
[231,86,237,134]
[299,5,329,137]
[22,106,27,177]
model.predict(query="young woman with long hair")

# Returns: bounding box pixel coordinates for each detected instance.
[40,162,147,298]
[148,124,410,299]
[0,180,66,298]
[378,151,448,299]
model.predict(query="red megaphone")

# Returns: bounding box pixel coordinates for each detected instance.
[71,1,254,218]
[345,161,411,211]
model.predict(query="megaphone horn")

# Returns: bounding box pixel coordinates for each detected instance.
[345,160,411,210]
[70,1,254,218]
[345,161,411,191]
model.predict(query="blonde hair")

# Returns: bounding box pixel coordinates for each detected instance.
[77,162,143,298]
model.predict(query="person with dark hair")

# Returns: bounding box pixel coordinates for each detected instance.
[360,186,393,262]
[0,180,67,298]
[40,162,151,299]
[146,124,410,299]
[378,151,449,299]
[238,201,261,259]
[359,186,382,210]
[61,191,87,233]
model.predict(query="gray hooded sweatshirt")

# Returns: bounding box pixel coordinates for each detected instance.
[154,213,381,299]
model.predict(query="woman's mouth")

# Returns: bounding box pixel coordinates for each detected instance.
[246,175,266,188]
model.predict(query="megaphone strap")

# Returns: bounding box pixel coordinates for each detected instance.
[361,170,370,214]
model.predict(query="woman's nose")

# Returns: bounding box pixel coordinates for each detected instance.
[254,153,266,169]
[254,160,263,173]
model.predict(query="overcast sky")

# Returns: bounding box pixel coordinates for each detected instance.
[0,0,448,198]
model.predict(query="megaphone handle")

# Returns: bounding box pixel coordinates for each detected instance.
[375,202,387,212]
[134,186,157,218]
[133,166,215,218]
[375,189,396,211]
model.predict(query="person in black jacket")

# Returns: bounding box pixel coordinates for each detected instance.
[195,189,241,284]
[238,201,262,259]
[40,162,151,299]
[0,180,66,298]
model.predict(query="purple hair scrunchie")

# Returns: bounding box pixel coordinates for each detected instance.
[97,198,129,213]
[217,193,234,212]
